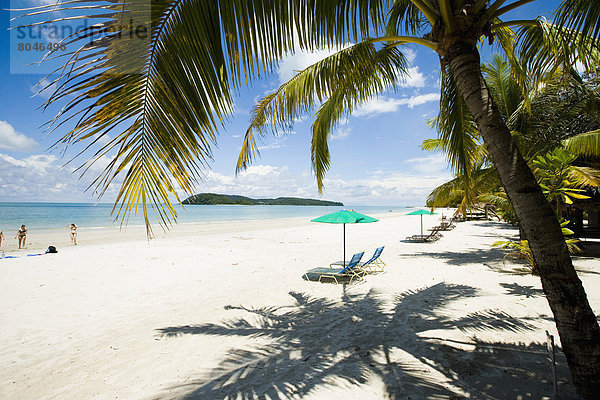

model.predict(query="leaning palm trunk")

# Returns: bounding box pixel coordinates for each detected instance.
[447,42,600,395]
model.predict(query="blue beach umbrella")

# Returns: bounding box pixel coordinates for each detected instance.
[311,210,378,266]
[406,209,437,236]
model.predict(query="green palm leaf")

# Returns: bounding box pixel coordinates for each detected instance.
[428,66,481,178]
[555,0,600,44]
[237,42,408,190]
[518,18,600,86]
[386,0,429,36]
[568,166,600,188]
[481,54,522,121]
[564,130,600,158]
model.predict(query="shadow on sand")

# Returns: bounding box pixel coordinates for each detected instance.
[499,282,545,298]
[155,282,578,399]
[469,221,518,231]
[399,247,508,266]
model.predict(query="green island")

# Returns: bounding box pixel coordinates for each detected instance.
[182,193,343,206]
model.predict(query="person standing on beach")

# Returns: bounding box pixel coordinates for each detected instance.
[68,223,78,245]
[0,230,4,248]
[15,225,27,249]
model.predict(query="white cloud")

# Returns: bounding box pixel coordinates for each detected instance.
[233,104,250,116]
[82,154,116,174]
[241,165,286,177]
[405,154,449,175]
[0,121,38,152]
[403,48,417,64]
[354,93,440,117]
[338,117,350,126]
[277,44,352,85]
[294,115,307,123]
[257,142,284,151]
[0,152,122,202]
[0,153,56,170]
[399,66,426,88]
[0,147,451,206]
[257,135,290,151]
[331,126,351,140]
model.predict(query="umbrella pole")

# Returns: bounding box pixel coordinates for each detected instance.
[343,223,346,266]
[421,215,423,236]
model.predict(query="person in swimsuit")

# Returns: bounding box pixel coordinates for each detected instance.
[0,230,4,248]
[68,223,78,245]
[15,225,27,249]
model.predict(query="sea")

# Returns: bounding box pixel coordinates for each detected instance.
[0,202,413,232]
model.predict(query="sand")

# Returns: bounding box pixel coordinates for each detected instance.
[0,211,598,399]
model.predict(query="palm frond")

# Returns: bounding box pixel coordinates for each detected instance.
[385,0,428,36]
[489,23,530,107]
[430,66,481,178]
[421,138,446,152]
[14,0,393,234]
[568,166,600,188]
[481,54,523,121]
[237,42,408,190]
[518,18,600,87]
[564,130,600,158]
[426,176,465,209]
[507,73,600,161]
[555,0,600,44]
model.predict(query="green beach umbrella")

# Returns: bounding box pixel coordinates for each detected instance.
[311,210,378,266]
[406,209,437,236]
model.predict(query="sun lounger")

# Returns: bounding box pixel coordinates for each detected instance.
[406,228,443,242]
[330,246,386,273]
[432,221,453,231]
[433,216,457,231]
[302,251,365,284]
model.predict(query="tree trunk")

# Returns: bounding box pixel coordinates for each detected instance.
[446,42,600,397]
[518,223,526,241]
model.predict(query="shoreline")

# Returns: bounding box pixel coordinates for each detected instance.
[0,203,422,252]
[0,209,442,255]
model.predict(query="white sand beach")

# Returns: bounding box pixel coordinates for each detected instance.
[1,212,598,399]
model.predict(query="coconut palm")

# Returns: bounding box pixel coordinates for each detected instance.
[426,55,600,217]
[425,158,499,218]
[17,0,600,396]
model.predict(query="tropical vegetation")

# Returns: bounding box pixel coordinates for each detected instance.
[17,0,600,396]
[425,56,600,269]
[425,56,600,218]
[182,193,343,206]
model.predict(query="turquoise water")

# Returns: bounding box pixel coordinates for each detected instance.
[0,202,408,232]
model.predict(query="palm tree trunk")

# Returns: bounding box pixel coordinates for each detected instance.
[446,42,600,397]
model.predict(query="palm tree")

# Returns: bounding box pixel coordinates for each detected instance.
[18,1,600,396]
[426,55,600,220]
[424,158,500,218]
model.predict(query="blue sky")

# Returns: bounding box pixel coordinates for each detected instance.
[0,1,559,206]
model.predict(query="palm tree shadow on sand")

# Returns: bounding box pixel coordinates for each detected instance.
[156,282,578,399]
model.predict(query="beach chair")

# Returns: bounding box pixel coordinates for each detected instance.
[330,246,386,273]
[302,252,366,284]
[432,216,456,231]
[406,228,443,243]
[432,219,454,231]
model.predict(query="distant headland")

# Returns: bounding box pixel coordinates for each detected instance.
[182,193,343,206]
